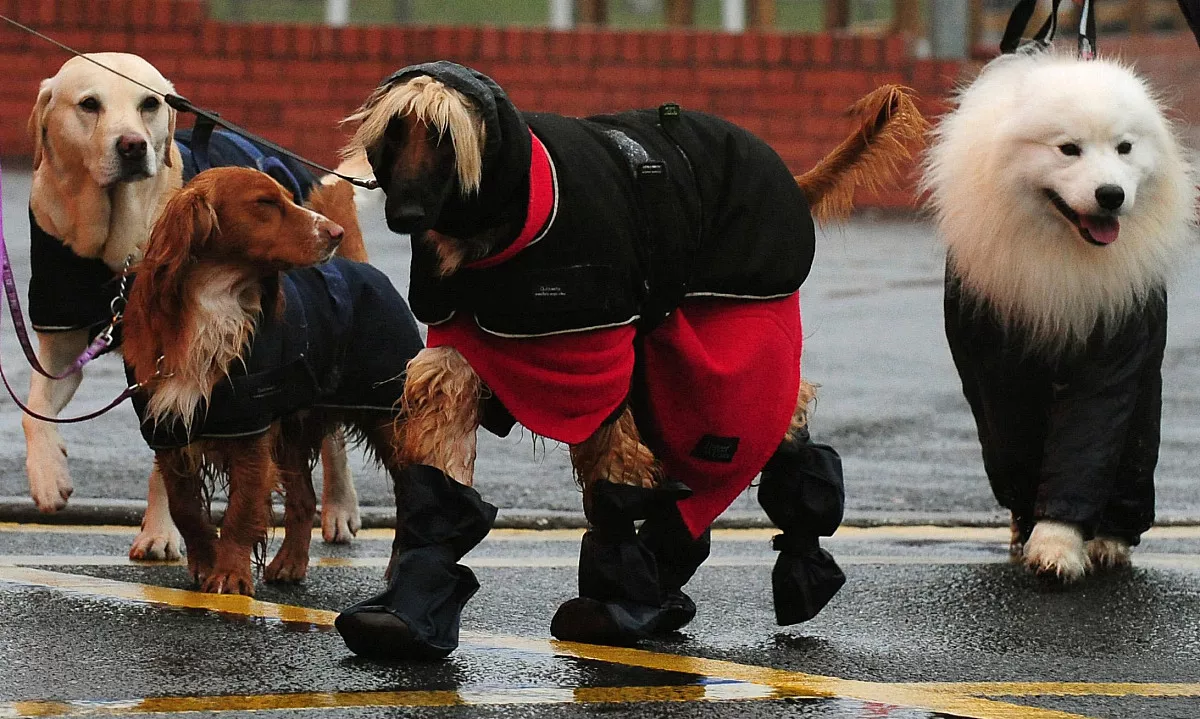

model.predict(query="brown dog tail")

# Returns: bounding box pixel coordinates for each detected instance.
[795,85,929,225]
[306,178,369,263]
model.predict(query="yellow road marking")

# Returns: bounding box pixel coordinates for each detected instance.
[0,683,790,717]
[4,553,1200,571]
[5,523,1200,543]
[901,682,1200,697]
[0,566,1105,719]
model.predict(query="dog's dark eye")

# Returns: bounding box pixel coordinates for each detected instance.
[256,197,280,208]
[1058,143,1082,156]
[1117,141,1133,155]
[141,96,161,112]
[78,97,100,113]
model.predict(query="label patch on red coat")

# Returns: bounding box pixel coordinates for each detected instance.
[691,435,740,463]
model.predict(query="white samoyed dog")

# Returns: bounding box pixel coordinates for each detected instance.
[923,50,1197,582]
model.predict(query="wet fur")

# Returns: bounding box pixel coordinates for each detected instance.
[124,167,403,595]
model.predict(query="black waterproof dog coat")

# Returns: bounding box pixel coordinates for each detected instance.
[27,129,319,341]
[945,270,1166,544]
[128,258,422,450]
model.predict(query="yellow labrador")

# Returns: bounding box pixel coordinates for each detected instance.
[25,53,364,558]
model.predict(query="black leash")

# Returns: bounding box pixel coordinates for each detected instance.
[1000,0,1096,58]
[0,13,378,190]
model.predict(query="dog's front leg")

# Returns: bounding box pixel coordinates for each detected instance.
[206,433,278,596]
[129,467,185,560]
[320,427,361,544]
[23,329,88,512]
[336,348,497,661]
[158,451,217,586]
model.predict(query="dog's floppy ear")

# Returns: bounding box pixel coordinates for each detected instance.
[143,186,218,278]
[27,80,53,171]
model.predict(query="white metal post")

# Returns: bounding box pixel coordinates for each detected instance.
[549,0,574,29]
[326,0,350,27]
[721,0,746,31]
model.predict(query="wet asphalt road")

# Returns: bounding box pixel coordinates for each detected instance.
[3,525,1200,718]
[3,168,1200,525]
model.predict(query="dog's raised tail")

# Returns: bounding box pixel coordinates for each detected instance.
[795,85,928,224]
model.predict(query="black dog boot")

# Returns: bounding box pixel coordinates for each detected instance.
[336,464,496,660]
[638,497,710,634]
[551,481,666,646]
[757,428,847,625]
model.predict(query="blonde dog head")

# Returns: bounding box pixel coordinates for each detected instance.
[29,52,177,187]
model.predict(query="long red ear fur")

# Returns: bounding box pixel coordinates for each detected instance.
[795,85,929,225]
[123,187,217,382]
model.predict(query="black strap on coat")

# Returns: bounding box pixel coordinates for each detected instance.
[631,103,695,333]
[1000,0,1097,58]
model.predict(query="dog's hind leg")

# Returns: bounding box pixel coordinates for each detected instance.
[569,407,661,494]
[320,427,361,544]
[22,329,88,512]
[129,468,185,560]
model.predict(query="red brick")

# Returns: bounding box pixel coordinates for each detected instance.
[433,26,456,58]
[270,25,291,57]
[183,57,245,81]
[618,31,642,62]
[130,30,194,55]
[316,25,338,55]
[36,0,55,23]
[883,34,907,67]
[527,28,548,62]
[832,35,855,66]
[548,30,573,60]
[149,0,171,30]
[737,33,760,63]
[858,37,880,68]
[763,67,796,92]
[715,33,737,63]
[479,26,501,59]
[786,35,810,65]
[361,26,384,60]
[573,29,597,60]
[199,21,221,55]
[175,0,203,27]
[667,31,691,63]
[94,30,131,51]
[597,29,621,61]
[294,25,316,59]
[223,24,251,56]
[502,28,524,59]
[454,26,480,60]
[810,34,832,64]
[128,0,151,28]
[762,33,784,64]
[697,66,761,89]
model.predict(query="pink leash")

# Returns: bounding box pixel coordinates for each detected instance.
[0,160,139,422]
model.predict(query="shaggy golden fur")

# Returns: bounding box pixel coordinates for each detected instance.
[343,76,485,195]
[347,77,923,506]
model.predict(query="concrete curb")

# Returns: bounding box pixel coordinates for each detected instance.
[5,497,1200,530]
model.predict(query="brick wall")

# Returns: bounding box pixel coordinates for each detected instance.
[10,1,1191,212]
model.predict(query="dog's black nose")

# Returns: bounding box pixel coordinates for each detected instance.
[386,202,427,234]
[1095,184,1125,211]
[116,134,147,161]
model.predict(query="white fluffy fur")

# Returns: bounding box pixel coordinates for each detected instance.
[1024,519,1090,581]
[145,266,261,433]
[923,52,1197,351]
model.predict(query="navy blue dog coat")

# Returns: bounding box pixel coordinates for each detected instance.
[128,258,422,450]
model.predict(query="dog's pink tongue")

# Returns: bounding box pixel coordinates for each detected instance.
[1081,215,1120,245]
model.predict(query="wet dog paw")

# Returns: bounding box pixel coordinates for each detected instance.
[264,548,309,583]
[201,567,256,596]
[1023,520,1090,582]
[321,499,361,544]
[1087,536,1132,570]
